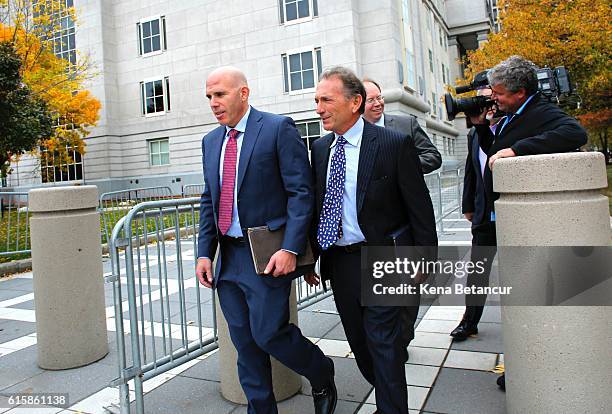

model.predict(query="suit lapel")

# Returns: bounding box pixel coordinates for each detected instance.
[472,134,485,187]
[316,133,334,195]
[236,109,263,194]
[356,122,379,213]
[207,127,225,207]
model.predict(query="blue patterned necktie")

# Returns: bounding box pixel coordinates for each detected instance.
[318,136,348,250]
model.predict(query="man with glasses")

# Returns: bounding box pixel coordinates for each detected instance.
[362,78,441,174]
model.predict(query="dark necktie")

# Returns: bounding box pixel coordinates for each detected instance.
[317,136,348,250]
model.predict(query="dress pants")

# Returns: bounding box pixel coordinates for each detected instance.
[327,247,410,414]
[463,221,497,326]
[216,239,331,414]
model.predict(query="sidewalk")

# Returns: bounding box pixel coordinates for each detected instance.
[0,216,506,413]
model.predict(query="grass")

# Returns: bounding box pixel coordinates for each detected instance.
[0,209,31,264]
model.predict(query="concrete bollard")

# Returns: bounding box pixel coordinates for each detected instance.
[215,282,301,404]
[494,152,612,413]
[29,186,108,370]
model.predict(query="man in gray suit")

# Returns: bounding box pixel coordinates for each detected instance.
[362,78,441,174]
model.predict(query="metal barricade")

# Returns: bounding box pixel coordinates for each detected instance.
[99,186,173,244]
[0,192,30,258]
[424,168,465,233]
[181,183,205,198]
[109,197,331,413]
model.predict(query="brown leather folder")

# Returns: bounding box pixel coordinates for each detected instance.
[247,226,315,275]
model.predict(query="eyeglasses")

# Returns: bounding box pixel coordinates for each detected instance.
[366,95,384,104]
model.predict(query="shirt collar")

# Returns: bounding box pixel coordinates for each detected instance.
[513,94,536,116]
[332,117,364,148]
[374,113,385,127]
[225,106,251,136]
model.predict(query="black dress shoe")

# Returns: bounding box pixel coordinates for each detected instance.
[497,374,505,391]
[450,321,478,341]
[312,358,337,414]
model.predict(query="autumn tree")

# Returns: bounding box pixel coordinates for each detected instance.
[0,0,100,180]
[463,0,611,157]
[0,41,53,179]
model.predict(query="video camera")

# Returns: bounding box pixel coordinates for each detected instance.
[444,66,572,121]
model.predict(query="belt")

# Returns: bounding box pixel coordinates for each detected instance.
[220,235,246,245]
[331,241,366,253]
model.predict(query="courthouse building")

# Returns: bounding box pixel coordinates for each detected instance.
[6,0,499,194]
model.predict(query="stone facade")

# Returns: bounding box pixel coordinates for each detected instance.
[6,0,496,193]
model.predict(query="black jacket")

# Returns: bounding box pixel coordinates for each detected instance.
[471,93,588,220]
[462,127,488,225]
[311,121,438,280]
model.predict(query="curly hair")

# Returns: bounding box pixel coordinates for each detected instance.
[487,55,539,95]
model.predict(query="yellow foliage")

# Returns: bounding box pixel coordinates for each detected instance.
[0,1,100,168]
[463,0,611,117]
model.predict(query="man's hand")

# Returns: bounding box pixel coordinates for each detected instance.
[468,108,489,126]
[304,271,320,287]
[196,257,213,288]
[488,148,516,169]
[264,250,297,277]
[464,212,474,222]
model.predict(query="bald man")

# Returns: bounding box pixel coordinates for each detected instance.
[196,67,337,414]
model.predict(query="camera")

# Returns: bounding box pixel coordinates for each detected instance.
[443,71,494,121]
[444,66,572,121]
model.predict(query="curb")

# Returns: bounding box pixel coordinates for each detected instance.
[0,258,32,277]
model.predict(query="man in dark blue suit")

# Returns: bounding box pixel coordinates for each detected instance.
[196,67,336,414]
[307,67,438,414]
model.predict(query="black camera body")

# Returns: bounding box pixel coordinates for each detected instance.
[444,66,572,121]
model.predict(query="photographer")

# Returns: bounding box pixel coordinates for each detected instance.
[453,87,501,340]
[451,56,588,389]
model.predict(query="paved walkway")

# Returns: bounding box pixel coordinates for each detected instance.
[0,216,507,413]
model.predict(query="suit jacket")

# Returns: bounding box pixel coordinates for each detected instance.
[384,113,442,174]
[462,127,488,225]
[474,93,588,218]
[197,107,313,278]
[311,121,438,279]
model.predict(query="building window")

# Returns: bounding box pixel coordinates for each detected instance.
[41,0,76,65]
[432,93,437,115]
[442,63,447,84]
[401,0,417,90]
[140,77,170,115]
[40,145,83,183]
[428,49,434,72]
[295,120,322,153]
[279,0,318,23]
[149,138,170,166]
[137,16,167,56]
[282,48,322,93]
